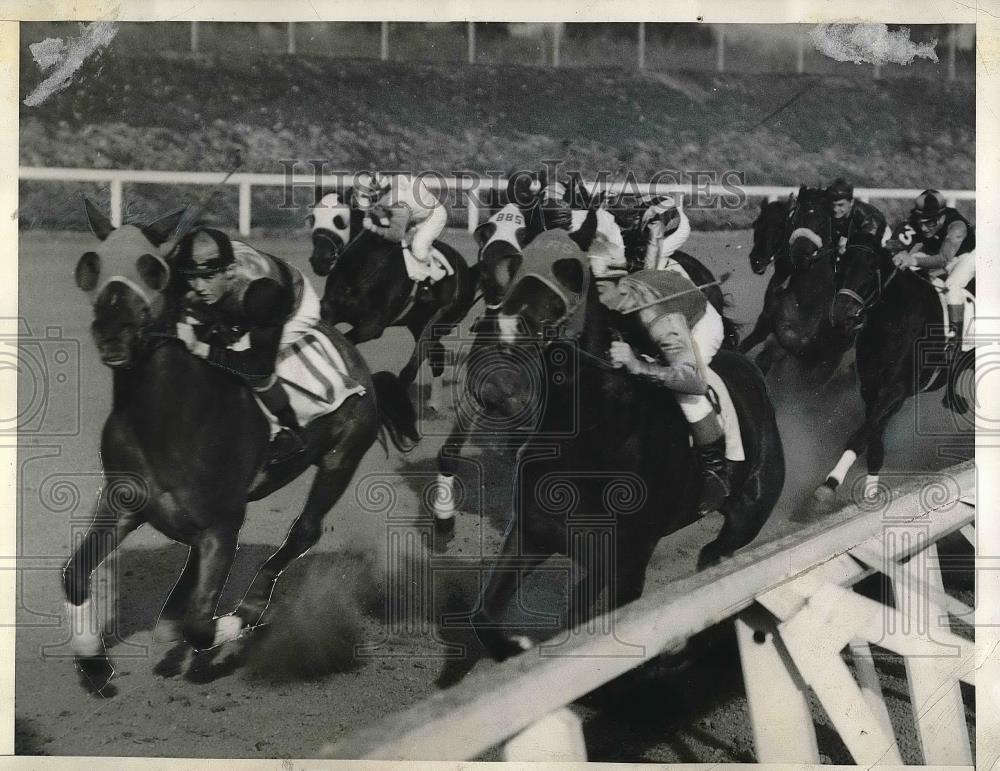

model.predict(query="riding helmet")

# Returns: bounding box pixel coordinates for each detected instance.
[826,178,854,201]
[911,189,947,221]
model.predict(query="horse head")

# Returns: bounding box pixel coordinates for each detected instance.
[787,186,831,270]
[830,233,888,333]
[75,197,184,368]
[307,190,356,276]
[471,231,591,422]
[749,197,791,274]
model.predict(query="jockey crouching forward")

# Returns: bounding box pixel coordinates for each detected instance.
[355,171,448,297]
[641,195,691,271]
[596,265,731,513]
[175,227,321,464]
[890,189,975,360]
[540,180,628,273]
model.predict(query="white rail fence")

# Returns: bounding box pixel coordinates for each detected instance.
[321,462,975,764]
[19,166,976,237]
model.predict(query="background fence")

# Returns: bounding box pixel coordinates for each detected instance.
[20,22,976,81]
[18,166,977,236]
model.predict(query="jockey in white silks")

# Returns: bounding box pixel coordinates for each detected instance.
[539,181,629,278]
[641,194,692,272]
[354,171,449,284]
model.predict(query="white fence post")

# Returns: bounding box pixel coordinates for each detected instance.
[552,23,562,68]
[637,22,645,69]
[796,33,804,74]
[190,21,200,54]
[109,178,123,228]
[287,22,296,55]
[467,22,476,64]
[239,181,252,235]
[716,25,725,72]
[380,21,389,61]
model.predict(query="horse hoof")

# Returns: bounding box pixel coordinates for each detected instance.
[152,618,183,644]
[813,483,837,505]
[75,655,116,696]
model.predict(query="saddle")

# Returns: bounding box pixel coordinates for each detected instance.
[402,244,454,284]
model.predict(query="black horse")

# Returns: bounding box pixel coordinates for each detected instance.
[468,231,785,660]
[63,199,419,693]
[307,190,478,404]
[739,186,853,376]
[817,232,974,500]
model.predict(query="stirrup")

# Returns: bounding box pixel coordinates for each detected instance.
[268,428,306,465]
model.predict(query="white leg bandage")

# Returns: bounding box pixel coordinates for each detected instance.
[432,473,457,521]
[827,449,858,487]
[65,599,103,658]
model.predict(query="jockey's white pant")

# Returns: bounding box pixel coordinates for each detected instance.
[281,271,322,346]
[407,204,448,264]
[945,249,975,305]
[671,304,725,424]
[647,210,691,270]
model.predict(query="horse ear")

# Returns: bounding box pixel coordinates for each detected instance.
[315,186,326,206]
[75,251,101,291]
[568,208,597,252]
[474,222,495,249]
[797,184,807,199]
[305,213,315,229]
[136,253,169,292]
[82,196,114,241]
[141,208,186,247]
[552,257,586,295]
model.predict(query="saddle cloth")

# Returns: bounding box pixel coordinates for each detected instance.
[930,276,975,353]
[705,367,746,463]
[402,245,454,283]
[254,330,367,436]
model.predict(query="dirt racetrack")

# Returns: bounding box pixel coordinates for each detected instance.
[14,226,974,761]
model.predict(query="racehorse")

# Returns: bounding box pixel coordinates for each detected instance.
[468,230,785,660]
[739,186,853,377]
[308,190,478,406]
[430,205,739,531]
[63,199,419,693]
[817,232,974,500]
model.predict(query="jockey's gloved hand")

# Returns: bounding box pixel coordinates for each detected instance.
[176,322,209,357]
[362,212,391,237]
[609,341,642,373]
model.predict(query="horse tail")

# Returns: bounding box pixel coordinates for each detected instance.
[372,371,420,453]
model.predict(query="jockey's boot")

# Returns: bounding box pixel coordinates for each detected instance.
[690,413,731,514]
[257,381,307,464]
[696,438,732,514]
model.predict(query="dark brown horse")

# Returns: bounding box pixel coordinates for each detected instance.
[467,231,785,660]
[308,191,478,407]
[63,199,418,693]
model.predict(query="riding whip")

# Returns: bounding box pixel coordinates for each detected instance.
[622,272,732,314]
[162,150,245,257]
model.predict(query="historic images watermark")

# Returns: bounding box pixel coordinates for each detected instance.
[275,159,749,211]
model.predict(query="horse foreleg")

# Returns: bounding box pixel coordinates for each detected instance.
[154,547,199,644]
[472,521,548,661]
[62,501,143,692]
[236,459,361,628]
[739,311,773,354]
[433,422,471,535]
[182,525,240,651]
[400,307,450,388]
[754,335,785,376]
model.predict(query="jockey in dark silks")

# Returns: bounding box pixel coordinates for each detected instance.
[595,265,732,513]
[888,188,976,359]
[175,227,321,463]
[826,178,889,259]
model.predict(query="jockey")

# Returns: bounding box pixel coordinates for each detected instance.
[539,179,629,278]
[595,264,731,513]
[826,178,889,255]
[355,171,448,291]
[175,227,321,464]
[891,189,975,357]
[640,194,691,271]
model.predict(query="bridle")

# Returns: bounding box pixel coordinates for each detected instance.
[833,243,900,324]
